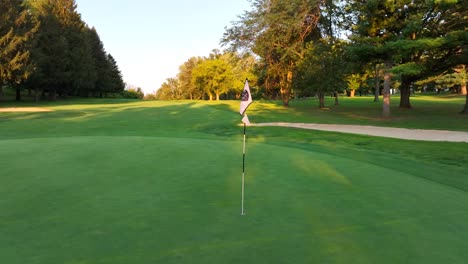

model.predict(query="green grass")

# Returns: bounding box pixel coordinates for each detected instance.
[1,96,468,263]
[251,94,468,131]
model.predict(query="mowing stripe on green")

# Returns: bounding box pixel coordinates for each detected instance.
[1,136,467,263]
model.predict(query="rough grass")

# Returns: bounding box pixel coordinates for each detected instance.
[1,97,467,264]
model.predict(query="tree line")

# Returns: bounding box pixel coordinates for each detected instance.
[0,0,125,102]
[151,0,467,115]
[152,50,258,101]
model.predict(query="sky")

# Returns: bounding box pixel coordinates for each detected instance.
[76,0,251,94]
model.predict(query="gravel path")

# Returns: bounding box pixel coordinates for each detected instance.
[251,122,468,143]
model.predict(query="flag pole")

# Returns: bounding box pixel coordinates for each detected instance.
[241,122,246,215]
[239,78,252,216]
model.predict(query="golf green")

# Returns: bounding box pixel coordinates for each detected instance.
[1,134,467,263]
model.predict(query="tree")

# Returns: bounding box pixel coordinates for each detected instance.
[223,0,323,106]
[223,52,258,99]
[373,64,383,102]
[346,1,402,116]
[25,0,123,100]
[178,57,203,100]
[345,73,367,97]
[0,0,38,101]
[122,87,144,99]
[291,0,348,108]
[454,66,467,95]
[418,65,468,114]
[425,68,467,94]
[26,0,97,99]
[348,0,467,114]
[62,0,97,97]
[191,55,236,101]
[105,54,125,94]
[87,27,112,96]
[28,1,69,100]
[156,78,181,100]
[294,40,346,108]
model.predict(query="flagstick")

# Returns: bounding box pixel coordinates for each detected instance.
[241,122,246,215]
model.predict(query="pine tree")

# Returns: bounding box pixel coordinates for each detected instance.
[59,0,96,96]
[25,0,101,99]
[106,54,125,94]
[28,2,68,100]
[0,0,38,101]
[87,27,111,96]
[349,0,467,113]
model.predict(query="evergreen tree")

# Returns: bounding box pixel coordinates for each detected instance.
[106,54,125,94]
[60,0,96,96]
[348,0,467,114]
[25,0,121,100]
[87,27,111,96]
[0,0,38,101]
[28,1,68,100]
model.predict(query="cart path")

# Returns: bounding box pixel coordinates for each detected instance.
[251,122,468,143]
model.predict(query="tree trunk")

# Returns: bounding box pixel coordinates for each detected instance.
[461,93,468,114]
[16,87,21,101]
[0,86,3,101]
[282,69,293,107]
[281,89,290,107]
[400,76,412,109]
[382,61,392,117]
[318,92,325,108]
[216,92,220,101]
[455,65,466,95]
[334,91,339,105]
[374,64,380,102]
[349,90,356,97]
[49,89,57,101]
[35,87,40,102]
[208,93,213,101]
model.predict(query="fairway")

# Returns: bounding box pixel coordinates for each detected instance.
[1,98,468,263]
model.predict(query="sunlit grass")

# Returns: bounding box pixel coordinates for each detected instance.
[1,97,467,263]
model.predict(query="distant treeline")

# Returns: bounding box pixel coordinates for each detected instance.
[1,0,125,101]
[149,51,258,101]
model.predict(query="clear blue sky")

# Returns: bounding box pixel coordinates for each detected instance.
[76,0,250,94]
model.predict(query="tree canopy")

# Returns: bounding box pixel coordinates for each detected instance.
[150,0,467,114]
[222,0,323,106]
[2,0,467,113]
[348,0,467,113]
[1,0,125,101]
[154,51,257,101]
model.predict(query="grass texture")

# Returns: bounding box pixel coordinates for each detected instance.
[1,96,467,264]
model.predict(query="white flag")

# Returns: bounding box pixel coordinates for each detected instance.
[241,114,250,125]
[239,79,253,115]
